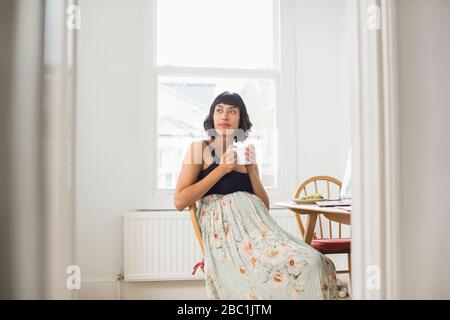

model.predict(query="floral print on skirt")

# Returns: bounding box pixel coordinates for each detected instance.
[196,191,338,300]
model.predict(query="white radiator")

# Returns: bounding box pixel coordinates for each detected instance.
[123,210,300,282]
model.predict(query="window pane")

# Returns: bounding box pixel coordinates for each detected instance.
[157,76,277,189]
[156,0,274,69]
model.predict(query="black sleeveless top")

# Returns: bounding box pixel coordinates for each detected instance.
[197,141,254,197]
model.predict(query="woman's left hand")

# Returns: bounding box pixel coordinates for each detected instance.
[245,144,257,171]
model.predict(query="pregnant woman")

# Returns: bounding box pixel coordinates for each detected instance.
[174,91,337,299]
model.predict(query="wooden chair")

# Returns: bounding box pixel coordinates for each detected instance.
[294,176,351,278]
[188,203,206,275]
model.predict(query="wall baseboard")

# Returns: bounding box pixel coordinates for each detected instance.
[74,280,208,300]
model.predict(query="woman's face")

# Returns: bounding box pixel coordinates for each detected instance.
[213,103,240,136]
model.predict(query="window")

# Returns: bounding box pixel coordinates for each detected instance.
[155,0,280,190]
[156,0,274,69]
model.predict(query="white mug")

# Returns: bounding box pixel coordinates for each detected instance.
[233,141,251,165]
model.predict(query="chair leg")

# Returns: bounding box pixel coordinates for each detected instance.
[347,253,352,289]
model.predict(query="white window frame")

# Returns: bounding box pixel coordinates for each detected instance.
[142,0,299,210]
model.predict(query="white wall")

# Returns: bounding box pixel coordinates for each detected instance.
[76,0,147,282]
[295,0,350,184]
[76,0,350,299]
[396,0,450,299]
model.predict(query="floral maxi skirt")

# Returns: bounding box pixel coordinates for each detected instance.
[196,191,338,300]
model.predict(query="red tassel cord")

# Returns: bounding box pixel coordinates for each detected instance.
[191,257,205,275]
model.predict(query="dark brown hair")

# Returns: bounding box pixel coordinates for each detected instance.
[203,91,252,141]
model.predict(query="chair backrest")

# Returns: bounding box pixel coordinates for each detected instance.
[295,176,346,239]
[188,203,205,256]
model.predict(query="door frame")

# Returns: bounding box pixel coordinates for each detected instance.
[349,0,400,299]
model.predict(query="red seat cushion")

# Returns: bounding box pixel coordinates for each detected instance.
[311,238,351,254]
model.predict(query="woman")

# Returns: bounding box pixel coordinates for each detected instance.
[174,91,337,300]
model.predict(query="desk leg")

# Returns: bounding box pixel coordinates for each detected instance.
[303,213,318,245]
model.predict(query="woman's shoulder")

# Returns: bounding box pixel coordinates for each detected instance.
[189,139,210,150]
[185,140,212,166]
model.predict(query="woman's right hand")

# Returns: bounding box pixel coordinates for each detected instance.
[219,145,238,174]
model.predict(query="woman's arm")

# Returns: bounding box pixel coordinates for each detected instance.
[173,141,236,211]
[245,144,270,210]
[246,164,270,210]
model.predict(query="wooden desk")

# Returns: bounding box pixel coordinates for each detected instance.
[274,201,351,244]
